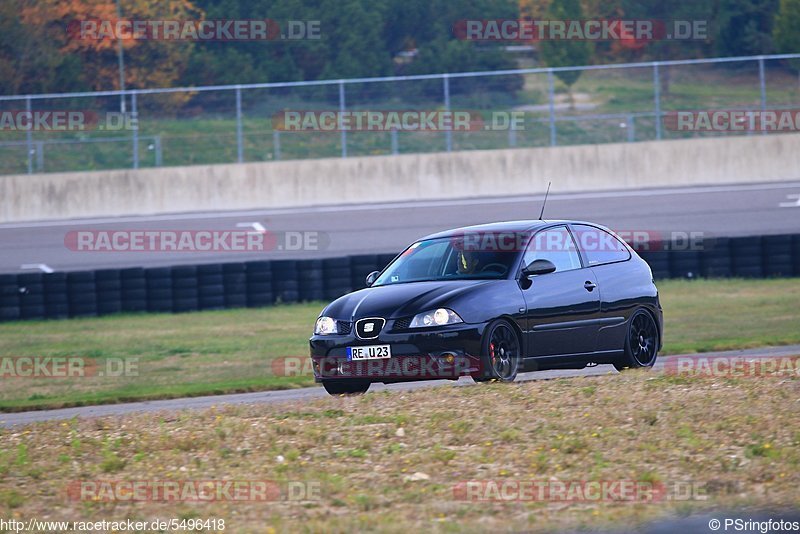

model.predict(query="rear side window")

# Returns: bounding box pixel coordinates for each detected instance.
[571,225,631,266]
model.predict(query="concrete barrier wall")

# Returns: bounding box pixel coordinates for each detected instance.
[2,133,799,223]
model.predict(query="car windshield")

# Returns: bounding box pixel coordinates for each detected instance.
[372,235,522,286]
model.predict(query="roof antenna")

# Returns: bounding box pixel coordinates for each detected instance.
[538,181,551,220]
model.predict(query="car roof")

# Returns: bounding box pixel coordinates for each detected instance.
[420,219,598,241]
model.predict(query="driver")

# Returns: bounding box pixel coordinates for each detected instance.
[457,249,480,274]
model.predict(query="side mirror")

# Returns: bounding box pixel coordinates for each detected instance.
[365,270,380,287]
[522,259,557,277]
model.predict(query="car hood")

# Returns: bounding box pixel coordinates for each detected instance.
[323,280,496,321]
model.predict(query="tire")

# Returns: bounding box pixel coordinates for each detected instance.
[322,380,370,395]
[247,292,274,307]
[614,309,659,372]
[0,306,21,321]
[224,294,247,308]
[474,319,521,382]
[197,264,223,275]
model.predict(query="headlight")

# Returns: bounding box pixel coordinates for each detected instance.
[314,316,338,335]
[409,308,463,328]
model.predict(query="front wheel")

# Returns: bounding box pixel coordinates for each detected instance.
[614,309,659,372]
[322,380,370,395]
[474,319,521,382]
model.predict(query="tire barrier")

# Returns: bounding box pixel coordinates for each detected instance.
[121,267,146,312]
[272,260,300,304]
[245,260,273,307]
[0,233,797,323]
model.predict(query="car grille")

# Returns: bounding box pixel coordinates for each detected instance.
[393,317,412,331]
[337,321,352,335]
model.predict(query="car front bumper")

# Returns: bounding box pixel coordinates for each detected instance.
[309,321,486,383]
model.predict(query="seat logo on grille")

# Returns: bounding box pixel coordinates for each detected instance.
[356,318,385,339]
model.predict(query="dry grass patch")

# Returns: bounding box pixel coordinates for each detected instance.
[0,370,798,532]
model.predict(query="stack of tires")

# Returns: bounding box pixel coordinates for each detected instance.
[67,271,97,317]
[197,264,225,310]
[95,269,122,315]
[323,257,352,301]
[298,260,324,302]
[0,274,20,322]
[730,236,763,278]
[172,265,199,313]
[669,248,702,279]
[639,247,670,280]
[763,235,793,277]
[18,272,46,320]
[701,237,732,278]
[120,268,147,312]
[245,261,273,308]
[222,263,247,308]
[271,260,299,304]
[44,272,69,319]
[145,267,173,313]
[350,254,380,291]
[794,235,800,277]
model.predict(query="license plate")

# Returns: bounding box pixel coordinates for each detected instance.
[347,345,391,360]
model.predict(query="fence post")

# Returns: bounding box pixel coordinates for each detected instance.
[235,86,244,162]
[443,74,452,152]
[758,56,767,135]
[273,130,281,160]
[547,70,557,147]
[25,97,33,174]
[627,114,635,143]
[653,63,662,140]
[391,128,399,155]
[154,135,162,166]
[35,141,44,172]
[339,81,347,158]
[131,91,139,169]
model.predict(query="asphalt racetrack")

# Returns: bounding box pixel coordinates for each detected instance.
[2,345,797,428]
[1,181,799,273]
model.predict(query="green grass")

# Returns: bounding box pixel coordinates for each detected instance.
[1,368,798,531]
[0,278,797,412]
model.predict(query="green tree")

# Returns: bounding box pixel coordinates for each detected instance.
[774,0,800,70]
[716,0,779,57]
[538,0,592,107]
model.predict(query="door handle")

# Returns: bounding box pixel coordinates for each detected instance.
[584,281,597,291]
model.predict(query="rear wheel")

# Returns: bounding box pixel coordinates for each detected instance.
[614,309,659,372]
[475,319,521,382]
[322,380,370,396]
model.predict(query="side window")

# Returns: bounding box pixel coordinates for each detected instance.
[571,224,631,266]
[522,226,582,273]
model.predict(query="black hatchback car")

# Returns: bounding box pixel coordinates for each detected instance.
[310,220,663,395]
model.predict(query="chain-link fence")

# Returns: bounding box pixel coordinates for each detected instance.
[1,53,799,176]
